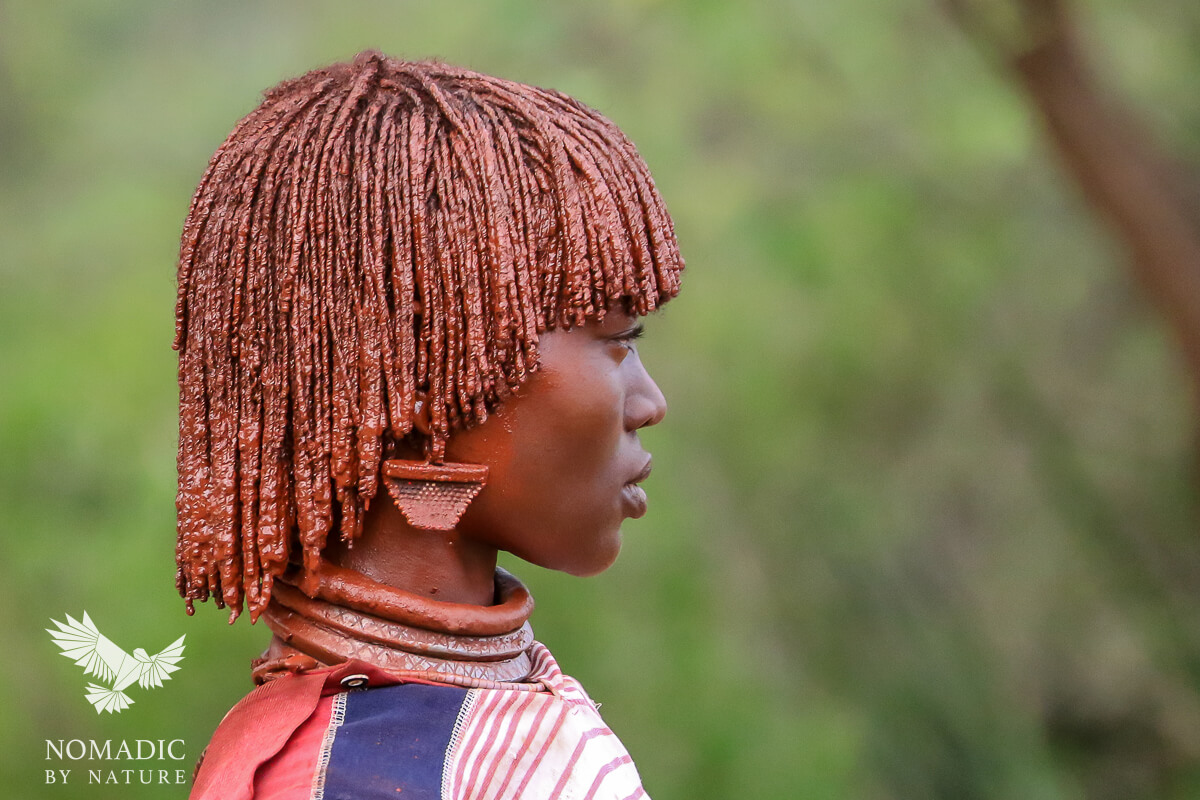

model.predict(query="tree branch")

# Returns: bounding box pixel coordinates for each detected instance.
[948,0,1200,406]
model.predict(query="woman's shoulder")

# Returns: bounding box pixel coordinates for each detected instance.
[445,642,647,800]
[191,648,647,800]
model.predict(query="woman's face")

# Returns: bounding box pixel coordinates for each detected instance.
[446,309,668,576]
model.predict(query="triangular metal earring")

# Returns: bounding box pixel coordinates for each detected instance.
[381,460,489,530]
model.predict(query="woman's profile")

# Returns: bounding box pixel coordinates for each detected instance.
[178,51,683,799]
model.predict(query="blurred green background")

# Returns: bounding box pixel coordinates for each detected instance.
[4,1,1200,798]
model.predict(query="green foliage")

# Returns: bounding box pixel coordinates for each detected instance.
[4,1,1200,797]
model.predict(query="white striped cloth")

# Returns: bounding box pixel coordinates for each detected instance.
[443,642,649,800]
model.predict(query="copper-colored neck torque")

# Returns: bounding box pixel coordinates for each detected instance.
[260,562,537,683]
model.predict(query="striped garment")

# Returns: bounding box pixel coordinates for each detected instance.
[192,642,648,800]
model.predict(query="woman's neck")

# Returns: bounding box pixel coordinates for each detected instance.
[257,563,537,683]
[322,491,498,607]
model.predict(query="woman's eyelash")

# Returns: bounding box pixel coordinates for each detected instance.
[615,324,645,343]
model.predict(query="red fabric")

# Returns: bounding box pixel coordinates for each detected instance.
[251,694,335,799]
[190,661,406,800]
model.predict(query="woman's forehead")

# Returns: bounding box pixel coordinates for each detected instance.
[595,308,640,331]
[541,306,640,336]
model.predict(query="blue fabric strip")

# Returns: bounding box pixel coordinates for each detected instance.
[321,683,470,800]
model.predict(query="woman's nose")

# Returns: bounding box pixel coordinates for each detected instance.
[625,356,668,432]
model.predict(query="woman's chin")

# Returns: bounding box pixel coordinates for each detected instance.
[546,532,624,578]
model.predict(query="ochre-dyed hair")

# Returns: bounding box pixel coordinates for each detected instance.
[174,51,683,621]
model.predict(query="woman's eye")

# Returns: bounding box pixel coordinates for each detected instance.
[611,324,645,351]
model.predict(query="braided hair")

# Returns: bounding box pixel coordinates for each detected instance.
[173,51,683,621]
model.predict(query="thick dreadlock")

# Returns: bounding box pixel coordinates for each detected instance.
[173,52,683,622]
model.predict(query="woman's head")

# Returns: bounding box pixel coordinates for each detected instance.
[446,307,669,580]
[174,51,682,620]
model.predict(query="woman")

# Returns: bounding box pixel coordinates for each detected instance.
[179,51,683,799]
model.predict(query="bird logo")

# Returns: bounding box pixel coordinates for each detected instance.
[47,612,186,714]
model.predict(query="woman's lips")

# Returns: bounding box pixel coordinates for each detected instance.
[621,484,648,519]
[622,457,653,519]
[629,457,652,485]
